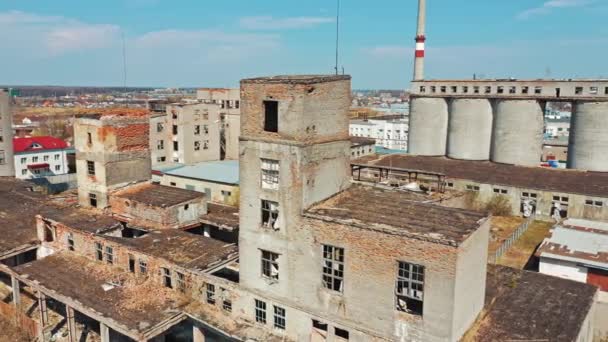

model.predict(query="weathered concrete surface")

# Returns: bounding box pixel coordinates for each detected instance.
[447,98,493,160]
[0,89,15,177]
[408,97,448,156]
[568,101,608,172]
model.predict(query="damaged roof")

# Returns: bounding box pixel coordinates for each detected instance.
[201,203,239,231]
[464,265,598,341]
[305,184,488,246]
[107,229,238,272]
[113,183,204,207]
[367,154,608,197]
[13,253,188,339]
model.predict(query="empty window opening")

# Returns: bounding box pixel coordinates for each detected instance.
[43,223,55,242]
[162,268,172,288]
[274,306,286,330]
[466,184,480,192]
[485,86,492,94]
[173,141,179,151]
[493,188,508,195]
[261,250,279,281]
[555,88,561,97]
[95,242,103,261]
[462,86,469,93]
[128,254,136,273]
[312,320,328,339]
[450,86,457,93]
[172,125,178,135]
[264,101,279,133]
[87,161,95,176]
[176,272,186,293]
[194,141,201,151]
[255,299,267,324]
[322,245,344,293]
[261,159,279,190]
[520,192,538,217]
[261,200,280,230]
[551,195,569,219]
[396,261,424,316]
[89,193,98,208]
[430,86,437,93]
[335,327,350,340]
[440,86,447,93]
[585,199,603,207]
[67,233,74,251]
[87,132,92,145]
[534,86,542,94]
[575,87,583,95]
[605,87,608,95]
[139,260,148,274]
[522,86,529,94]
[497,86,504,94]
[105,246,114,265]
[590,87,598,95]
[419,86,426,93]
[206,283,216,304]
[473,86,480,94]
[509,86,517,94]
[194,125,201,135]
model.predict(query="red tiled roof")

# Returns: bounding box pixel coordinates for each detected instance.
[13,136,68,153]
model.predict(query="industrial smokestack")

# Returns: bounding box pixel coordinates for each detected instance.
[413,0,426,81]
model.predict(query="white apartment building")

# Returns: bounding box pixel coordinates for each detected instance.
[350,116,409,151]
[13,136,70,179]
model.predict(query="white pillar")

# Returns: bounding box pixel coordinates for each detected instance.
[66,305,77,342]
[100,323,110,342]
[193,325,206,342]
[11,276,20,308]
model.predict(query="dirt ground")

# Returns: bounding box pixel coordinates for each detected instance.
[497,220,553,270]
[0,315,33,342]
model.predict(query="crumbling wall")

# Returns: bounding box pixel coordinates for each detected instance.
[109,196,206,230]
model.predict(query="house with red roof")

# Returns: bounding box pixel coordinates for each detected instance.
[13,136,71,179]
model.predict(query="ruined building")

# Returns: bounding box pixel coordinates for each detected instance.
[75,112,151,209]
[0,76,600,342]
[0,88,15,177]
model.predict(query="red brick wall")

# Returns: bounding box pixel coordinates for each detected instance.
[587,268,608,291]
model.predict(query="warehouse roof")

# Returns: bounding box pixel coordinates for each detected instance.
[113,183,204,207]
[366,154,608,197]
[164,160,239,185]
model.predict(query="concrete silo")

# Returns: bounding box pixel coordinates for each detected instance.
[0,89,15,177]
[408,97,448,156]
[491,99,544,166]
[567,101,608,172]
[447,98,493,160]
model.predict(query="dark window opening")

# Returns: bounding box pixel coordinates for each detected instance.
[162,268,172,288]
[44,224,54,242]
[396,261,424,316]
[128,254,136,273]
[206,283,216,304]
[95,242,103,261]
[67,233,74,251]
[87,132,92,145]
[105,246,114,264]
[273,305,286,330]
[176,272,186,293]
[89,193,97,208]
[322,245,344,292]
[264,101,279,133]
[335,327,350,340]
[173,141,179,151]
[555,88,561,97]
[575,87,583,95]
[139,260,148,274]
[87,161,95,176]
[312,320,328,331]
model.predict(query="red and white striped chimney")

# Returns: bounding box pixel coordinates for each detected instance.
[413,0,426,81]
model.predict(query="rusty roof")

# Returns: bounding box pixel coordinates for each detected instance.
[201,203,239,231]
[107,229,238,272]
[305,184,488,246]
[368,154,608,197]
[13,253,188,338]
[464,265,598,341]
[113,183,204,207]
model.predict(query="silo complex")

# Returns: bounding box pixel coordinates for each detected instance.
[447,99,493,160]
[408,97,448,156]
[568,101,608,172]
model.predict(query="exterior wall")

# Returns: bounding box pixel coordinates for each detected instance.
[539,257,588,283]
[224,112,241,160]
[0,90,15,177]
[568,101,608,172]
[109,196,207,230]
[447,99,493,160]
[150,114,170,165]
[350,143,375,159]
[74,116,151,208]
[408,97,448,156]
[349,119,408,151]
[158,174,239,205]
[166,103,221,164]
[14,150,69,179]
[576,298,597,342]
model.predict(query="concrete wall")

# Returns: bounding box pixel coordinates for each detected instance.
[150,114,170,165]
[0,90,15,177]
[539,257,588,283]
[447,99,492,160]
[167,103,221,164]
[568,101,608,172]
[408,97,448,156]
[158,174,239,205]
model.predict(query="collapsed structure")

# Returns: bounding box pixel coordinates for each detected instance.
[0,75,601,342]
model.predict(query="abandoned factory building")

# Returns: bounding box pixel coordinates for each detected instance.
[0,75,602,342]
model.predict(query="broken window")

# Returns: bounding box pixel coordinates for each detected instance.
[172,110,178,119]
[105,246,114,265]
[497,86,504,94]
[261,159,279,190]
[176,272,186,293]
[446,182,454,188]
[162,268,172,288]
[551,195,569,219]
[43,223,55,242]
[335,327,350,340]
[173,141,179,151]
[522,86,529,94]
[67,233,74,251]
[520,192,538,216]
[312,320,328,339]
[419,86,426,93]
[255,299,267,324]
[440,86,447,93]
[322,245,344,293]
[203,125,209,134]
[261,250,279,281]
[509,86,516,94]
[236,100,240,109]
[87,161,95,176]
[473,86,480,94]
[128,254,136,273]
[264,101,279,133]
[194,141,201,151]
[590,87,598,95]
[95,242,103,261]
[194,125,201,135]
[222,298,232,312]
[157,140,164,150]
[87,132,92,145]
[273,305,286,330]
[157,123,164,132]
[206,283,216,304]
[203,141,209,150]
[89,193,97,208]
[575,87,583,95]
[585,199,603,207]
[430,86,436,93]
[534,86,542,94]
[172,125,178,135]
[493,188,508,195]
[466,184,480,192]
[396,261,424,316]
[261,200,280,230]
[485,86,492,94]
[139,260,148,274]
[450,86,457,93]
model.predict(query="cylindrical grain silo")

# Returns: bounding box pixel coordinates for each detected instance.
[0,89,15,177]
[567,101,608,172]
[408,97,448,156]
[491,99,543,166]
[447,98,493,160]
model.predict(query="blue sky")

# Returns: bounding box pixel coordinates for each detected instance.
[0,0,607,89]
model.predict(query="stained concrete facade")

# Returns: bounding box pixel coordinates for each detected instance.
[0,89,15,177]
[197,88,241,161]
[74,114,151,209]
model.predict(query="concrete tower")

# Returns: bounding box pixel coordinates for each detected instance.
[0,89,15,177]
[413,0,426,80]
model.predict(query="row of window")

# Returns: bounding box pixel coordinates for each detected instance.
[21,165,62,175]
[254,299,286,330]
[19,154,62,164]
[205,283,233,312]
[259,245,425,316]
[419,84,608,96]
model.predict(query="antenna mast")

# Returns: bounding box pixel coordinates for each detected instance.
[335,0,341,75]
[121,30,128,104]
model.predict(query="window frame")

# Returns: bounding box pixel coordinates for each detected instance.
[395,261,425,316]
[261,200,279,230]
[273,305,286,330]
[255,299,267,324]
[206,283,216,304]
[261,250,279,281]
[261,159,280,190]
[322,244,345,293]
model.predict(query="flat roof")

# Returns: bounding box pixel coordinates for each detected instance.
[350,136,376,147]
[305,184,488,246]
[201,203,239,231]
[367,154,608,197]
[164,160,239,185]
[13,253,188,338]
[106,229,238,272]
[537,218,608,267]
[241,75,351,85]
[113,183,204,207]
[465,265,597,341]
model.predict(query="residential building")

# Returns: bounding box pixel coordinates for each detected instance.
[197,88,241,161]
[0,89,15,177]
[350,116,408,151]
[13,136,70,179]
[74,111,151,209]
[544,117,570,138]
[350,136,376,159]
[153,160,239,205]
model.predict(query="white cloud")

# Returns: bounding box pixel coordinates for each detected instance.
[0,10,63,25]
[46,24,120,55]
[239,16,334,30]
[517,0,595,19]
